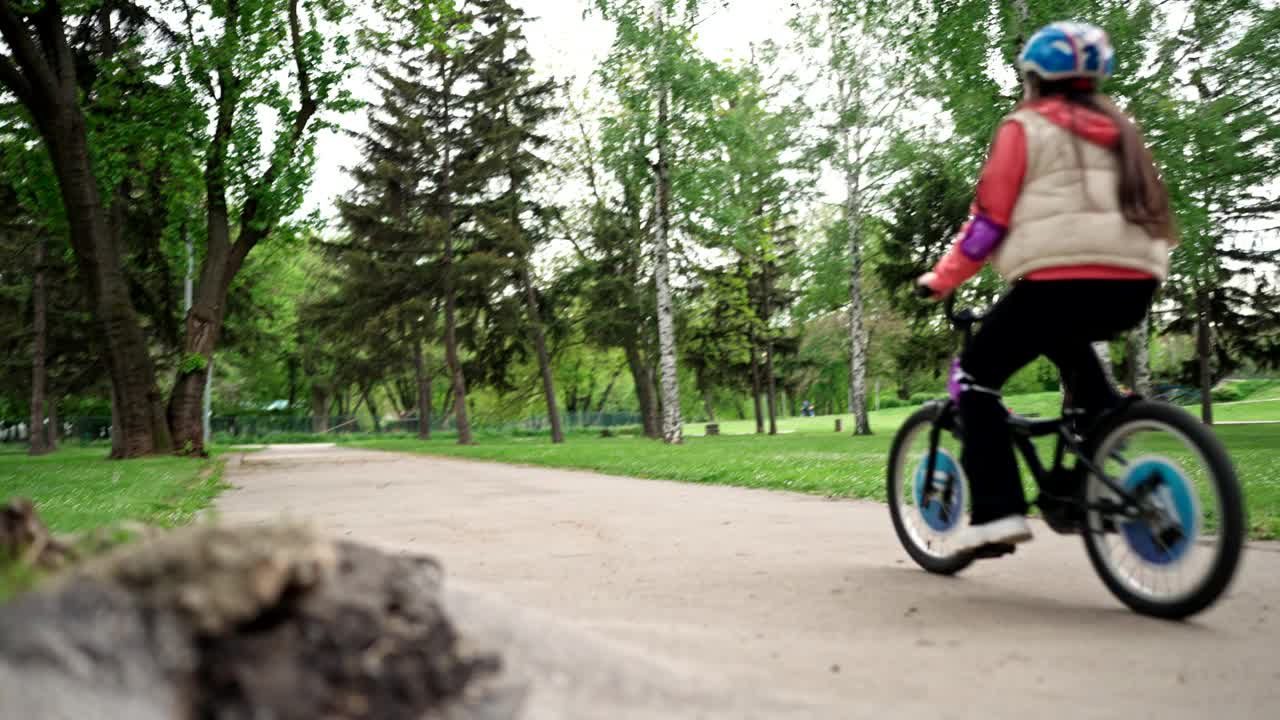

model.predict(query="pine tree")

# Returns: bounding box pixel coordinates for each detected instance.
[469,0,565,443]
[335,8,493,445]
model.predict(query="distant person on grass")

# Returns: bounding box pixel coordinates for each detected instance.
[917,22,1177,552]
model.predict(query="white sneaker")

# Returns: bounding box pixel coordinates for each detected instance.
[953,515,1033,553]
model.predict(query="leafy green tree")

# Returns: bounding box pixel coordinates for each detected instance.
[594,0,734,443]
[793,0,921,434]
[0,0,205,455]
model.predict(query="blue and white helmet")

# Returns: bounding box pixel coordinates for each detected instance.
[1018,22,1115,82]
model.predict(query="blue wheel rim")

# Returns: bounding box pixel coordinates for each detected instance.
[1119,457,1198,565]
[913,449,965,533]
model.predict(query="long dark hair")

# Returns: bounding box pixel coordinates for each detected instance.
[1023,74,1178,243]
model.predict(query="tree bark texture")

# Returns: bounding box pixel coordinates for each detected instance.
[1093,341,1116,386]
[844,211,870,435]
[311,387,329,433]
[840,106,871,436]
[29,235,49,456]
[652,0,682,444]
[1197,289,1214,425]
[522,267,564,443]
[1128,314,1152,396]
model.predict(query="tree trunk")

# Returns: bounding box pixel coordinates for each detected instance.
[110,383,122,456]
[30,236,49,457]
[382,383,402,418]
[437,124,473,445]
[594,366,623,415]
[47,396,59,452]
[1093,341,1116,386]
[761,264,778,436]
[625,343,659,438]
[286,358,298,410]
[167,0,320,455]
[701,387,716,422]
[0,3,171,457]
[1128,314,1152,396]
[1197,289,1213,425]
[412,336,432,440]
[522,267,564,443]
[845,204,870,435]
[835,71,873,436]
[311,386,329,433]
[652,0,682,445]
[764,345,779,436]
[749,340,764,435]
[57,110,170,457]
[363,386,382,432]
[440,385,454,429]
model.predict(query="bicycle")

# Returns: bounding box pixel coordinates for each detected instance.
[887,296,1246,619]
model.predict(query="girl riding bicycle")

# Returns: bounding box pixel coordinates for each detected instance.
[917,22,1177,552]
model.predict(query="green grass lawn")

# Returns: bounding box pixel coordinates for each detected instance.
[0,445,227,533]
[347,409,1280,540]
[705,392,1070,436]
[0,445,230,600]
[1211,398,1280,422]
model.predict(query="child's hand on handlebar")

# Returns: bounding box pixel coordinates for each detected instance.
[915,272,948,301]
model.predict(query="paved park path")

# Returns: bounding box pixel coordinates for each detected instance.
[217,444,1280,719]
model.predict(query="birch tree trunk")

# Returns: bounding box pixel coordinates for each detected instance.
[843,178,870,434]
[652,0,682,444]
[1093,341,1116,386]
[29,235,49,456]
[1128,314,1152,396]
[835,69,871,436]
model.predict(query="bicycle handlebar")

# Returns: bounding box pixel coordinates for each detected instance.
[910,280,987,329]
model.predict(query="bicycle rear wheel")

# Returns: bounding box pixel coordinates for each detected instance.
[1081,400,1245,620]
[887,404,975,575]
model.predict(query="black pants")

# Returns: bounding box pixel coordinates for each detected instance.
[958,279,1157,523]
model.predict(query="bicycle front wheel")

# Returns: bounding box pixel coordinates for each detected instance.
[1082,400,1245,620]
[887,403,975,575]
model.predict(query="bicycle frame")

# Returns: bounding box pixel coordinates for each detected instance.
[925,399,1145,522]
[926,290,1149,520]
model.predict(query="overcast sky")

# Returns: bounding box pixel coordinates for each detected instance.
[305,0,801,219]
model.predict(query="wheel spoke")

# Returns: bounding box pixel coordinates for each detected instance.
[1084,412,1234,614]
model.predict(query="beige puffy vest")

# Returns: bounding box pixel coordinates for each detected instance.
[992,109,1170,281]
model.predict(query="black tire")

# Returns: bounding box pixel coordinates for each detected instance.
[887,404,976,575]
[1081,400,1245,620]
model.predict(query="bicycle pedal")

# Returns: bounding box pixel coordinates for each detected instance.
[973,543,1017,559]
